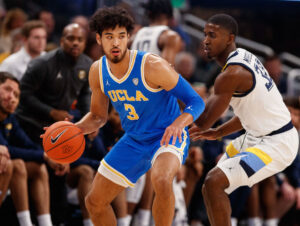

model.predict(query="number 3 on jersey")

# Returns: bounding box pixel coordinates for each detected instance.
[124,104,139,120]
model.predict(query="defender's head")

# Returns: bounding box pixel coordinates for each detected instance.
[203,14,238,59]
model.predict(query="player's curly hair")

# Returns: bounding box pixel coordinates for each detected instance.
[141,0,173,21]
[89,6,134,36]
[207,14,238,36]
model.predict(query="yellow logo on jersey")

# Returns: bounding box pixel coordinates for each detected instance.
[108,90,149,102]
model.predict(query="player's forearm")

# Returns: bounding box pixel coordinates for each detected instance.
[173,113,194,128]
[75,112,107,135]
[215,116,243,137]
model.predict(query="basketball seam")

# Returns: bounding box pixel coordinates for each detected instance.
[45,131,83,153]
[51,136,85,161]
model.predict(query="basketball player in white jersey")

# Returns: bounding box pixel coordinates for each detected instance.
[189,14,299,226]
[129,1,184,225]
[131,0,182,66]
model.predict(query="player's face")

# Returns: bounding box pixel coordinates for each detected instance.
[61,26,86,59]
[26,28,47,55]
[203,23,232,59]
[98,26,129,64]
[0,79,20,114]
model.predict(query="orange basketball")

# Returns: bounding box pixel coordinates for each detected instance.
[43,121,85,164]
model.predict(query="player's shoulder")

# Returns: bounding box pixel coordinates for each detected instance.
[226,48,253,65]
[223,64,249,79]
[223,49,254,76]
[89,59,101,74]
[145,53,169,71]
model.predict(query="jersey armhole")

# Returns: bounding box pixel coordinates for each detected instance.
[226,62,256,97]
[141,53,163,93]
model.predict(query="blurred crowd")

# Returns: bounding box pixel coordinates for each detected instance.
[0,0,299,226]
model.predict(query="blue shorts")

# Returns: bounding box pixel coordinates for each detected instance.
[98,128,190,187]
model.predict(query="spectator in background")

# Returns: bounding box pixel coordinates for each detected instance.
[71,15,90,33]
[36,10,59,50]
[72,15,104,61]
[84,33,103,61]
[0,8,27,53]
[175,51,207,99]
[264,55,287,95]
[175,51,196,83]
[16,23,92,225]
[0,71,63,226]
[0,20,47,80]
[0,27,24,63]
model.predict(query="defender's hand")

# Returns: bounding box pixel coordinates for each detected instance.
[189,126,220,141]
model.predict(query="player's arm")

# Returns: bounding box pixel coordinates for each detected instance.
[195,65,249,132]
[159,30,182,66]
[145,55,205,145]
[76,61,109,135]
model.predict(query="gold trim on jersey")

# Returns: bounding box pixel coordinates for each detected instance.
[98,57,104,93]
[105,50,137,84]
[141,53,163,93]
[101,159,135,187]
[221,64,227,72]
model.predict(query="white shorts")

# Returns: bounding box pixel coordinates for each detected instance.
[217,127,299,194]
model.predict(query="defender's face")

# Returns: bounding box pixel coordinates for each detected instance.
[97,26,129,63]
[0,79,20,114]
[203,23,231,59]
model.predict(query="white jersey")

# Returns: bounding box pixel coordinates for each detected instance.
[225,48,291,137]
[131,25,169,55]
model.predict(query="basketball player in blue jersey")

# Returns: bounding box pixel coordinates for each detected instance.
[74,7,205,226]
[189,14,299,226]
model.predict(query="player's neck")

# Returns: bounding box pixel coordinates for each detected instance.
[216,45,236,67]
[150,18,168,26]
[107,49,131,79]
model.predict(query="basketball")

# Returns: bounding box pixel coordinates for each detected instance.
[43,121,85,164]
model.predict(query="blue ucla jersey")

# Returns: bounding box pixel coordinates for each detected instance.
[99,50,181,141]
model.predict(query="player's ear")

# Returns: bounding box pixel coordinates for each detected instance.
[96,33,102,45]
[228,34,235,45]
